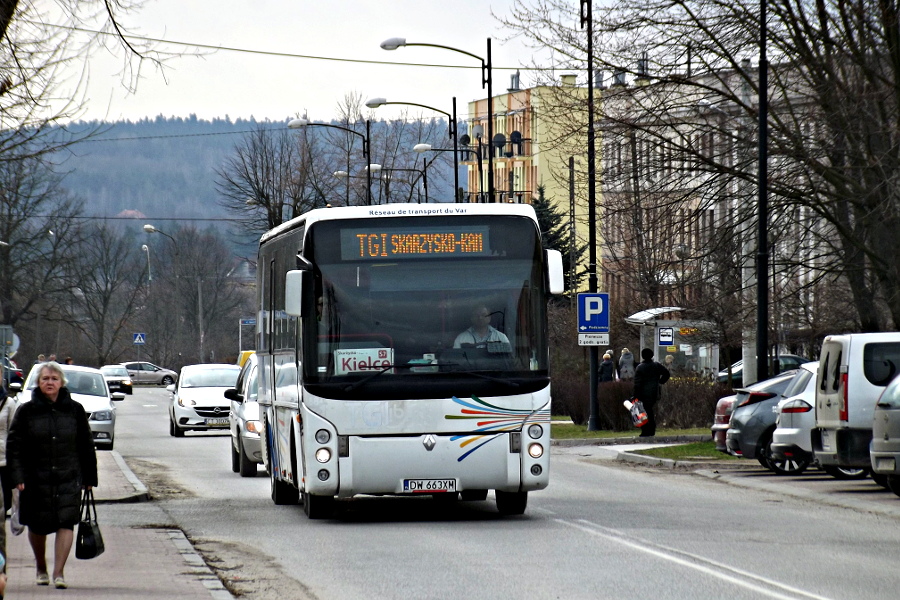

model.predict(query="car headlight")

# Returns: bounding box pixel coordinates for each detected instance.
[177,397,195,407]
[91,410,113,421]
[245,420,261,434]
[122,380,132,386]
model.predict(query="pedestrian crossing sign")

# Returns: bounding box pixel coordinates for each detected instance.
[133,333,146,345]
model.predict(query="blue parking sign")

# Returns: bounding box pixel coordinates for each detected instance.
[577,293,610,333]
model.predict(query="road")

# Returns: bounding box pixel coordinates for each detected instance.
[109,387,900,600]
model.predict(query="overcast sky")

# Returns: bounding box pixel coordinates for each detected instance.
[75,0,549,125]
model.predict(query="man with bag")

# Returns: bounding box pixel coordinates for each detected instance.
[632,348,670,437]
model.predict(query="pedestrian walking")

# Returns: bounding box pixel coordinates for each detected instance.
[7,361,97,590]
[632,348,671,437]
[598,353,616,382]
[618,348,636,380]
[0,362,17,578]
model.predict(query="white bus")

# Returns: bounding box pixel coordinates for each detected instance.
[256,203,564,518]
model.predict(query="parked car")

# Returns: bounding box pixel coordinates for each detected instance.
[18,363,124,449]
[225,352,262,477]
[168,364,241,437]
[2,356,23,389]
[121,361,177,386]
[813,333,900,473]
[711,392,737,452]
[724,370,798,468]
[101,364,134,395]
[716,354,807,387]
[869,373,900,497]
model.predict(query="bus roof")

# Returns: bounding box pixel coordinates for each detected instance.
[259,203,538,245]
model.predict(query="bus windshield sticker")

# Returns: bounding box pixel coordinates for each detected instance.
[333,348,394,376]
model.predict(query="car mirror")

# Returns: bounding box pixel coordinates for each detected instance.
[166,383,176,393]
[8,382,21,394]
[111,392,126,401]
[224,388,243,403]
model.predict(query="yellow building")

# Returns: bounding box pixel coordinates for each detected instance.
[464,73,594,290]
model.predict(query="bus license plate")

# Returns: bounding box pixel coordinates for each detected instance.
[205,418,230,427]
[403,479,457,493]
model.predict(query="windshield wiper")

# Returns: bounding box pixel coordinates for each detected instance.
[432,363,520,387]
[343,363,416,391]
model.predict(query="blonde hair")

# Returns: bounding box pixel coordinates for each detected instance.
[603,353,611,359]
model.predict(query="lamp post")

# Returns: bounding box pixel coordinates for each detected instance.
[381,37,493,202]
[141,244,152,286]
[143,224,185,360]
[580,0,601,430]
[371,165,428,203]
[367,97,459,202]
[756,0,770,383]
[414,143,479,202]
[288,117,372,205]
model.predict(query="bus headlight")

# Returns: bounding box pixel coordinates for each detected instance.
[528,443,544,459]
[527,424,543,439]
[315,448,331,463]
[315,429,331,444]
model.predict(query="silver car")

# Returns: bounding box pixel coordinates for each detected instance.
[121,361,177,386]
[168,364,240,437]
[225,353,262,477]
[19,364,124,449]
[870,374,900,496]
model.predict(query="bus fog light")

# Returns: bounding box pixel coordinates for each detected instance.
[528,443,543,458]
[315,448,331,463]
[317,469,330,481]
[531,464,542,476]
[315,429,331,444]
[527,424,543,439]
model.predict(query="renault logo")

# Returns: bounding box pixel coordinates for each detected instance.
[422,434,436,451]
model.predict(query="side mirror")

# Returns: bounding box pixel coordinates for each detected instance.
[166,384,176,394]
[224,388,243,403]
[546,249,565,294]
[111,392,126,402]
[285,270,307,317]
[8,382,21,394]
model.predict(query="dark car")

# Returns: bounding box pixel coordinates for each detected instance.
[101,365,134,395]
[716,354,807,387]
[725,369,801,470]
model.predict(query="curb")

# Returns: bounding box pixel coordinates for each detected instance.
[98,450,151,503]
[169,530,235,599]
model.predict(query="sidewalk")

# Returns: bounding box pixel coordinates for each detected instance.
[5,451,232,599]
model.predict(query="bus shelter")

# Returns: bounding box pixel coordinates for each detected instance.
[625,307,719,379]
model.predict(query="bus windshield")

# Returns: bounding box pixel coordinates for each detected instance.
[302,215,548,390]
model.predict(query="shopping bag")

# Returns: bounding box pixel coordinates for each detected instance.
[623,397,648,428]
[9,488,23,536]
[75,489,105,559]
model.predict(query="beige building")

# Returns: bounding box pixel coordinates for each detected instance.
[464,73,594,290]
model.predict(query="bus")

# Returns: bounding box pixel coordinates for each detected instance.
[256,203,564,518]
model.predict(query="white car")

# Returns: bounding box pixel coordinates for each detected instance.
[19,364,124,449]
[168,364,241,437]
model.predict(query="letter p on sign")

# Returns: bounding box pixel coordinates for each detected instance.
[585,297,604,319]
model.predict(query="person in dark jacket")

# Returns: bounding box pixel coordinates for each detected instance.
[632,348,671,437]
[598,353,616,382]
[7,361,97,590]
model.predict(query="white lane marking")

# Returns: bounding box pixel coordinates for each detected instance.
[555,518,833,600]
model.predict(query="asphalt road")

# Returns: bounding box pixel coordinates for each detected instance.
[110,387,900,600]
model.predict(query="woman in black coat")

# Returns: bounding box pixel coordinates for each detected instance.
[7,361,97,590]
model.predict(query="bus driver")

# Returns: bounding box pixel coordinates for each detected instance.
[453,305,510,349]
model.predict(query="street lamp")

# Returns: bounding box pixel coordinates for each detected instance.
[414,143,480,202]
[381,37,493,202]
[288,117,372,205]
[141,244,152,285]
[367,97,459,202]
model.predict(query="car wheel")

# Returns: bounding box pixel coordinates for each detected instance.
[495,490,528,515]
[169,418,175,437]
[161,375,174,386]
[822,465,869,480]
[172,419,185,438]
[238,437,257,478]
[872,472,890,489]
[769,456,809,475]
[887,475,900,498]
[231,439,240,473]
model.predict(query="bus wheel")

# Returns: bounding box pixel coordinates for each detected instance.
[270,466,299,505]
[496,490,528,515]
[303,492,335,519]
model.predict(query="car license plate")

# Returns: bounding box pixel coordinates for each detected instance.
[205,418,230,427]
[820,429,833,452]
[403,479,457,493]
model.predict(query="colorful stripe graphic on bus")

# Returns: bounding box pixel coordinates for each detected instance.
[445,395,550,461]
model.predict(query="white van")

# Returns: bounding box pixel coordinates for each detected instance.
[812,333,900,469]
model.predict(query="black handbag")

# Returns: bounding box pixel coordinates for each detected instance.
[75,489,105,559]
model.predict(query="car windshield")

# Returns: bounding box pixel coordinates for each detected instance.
[181,369,239,388]
[64,371,108,397]
[102,366,129,377]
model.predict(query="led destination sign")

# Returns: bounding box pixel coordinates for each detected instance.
[341,227,490,260]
